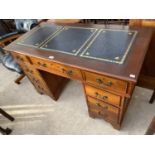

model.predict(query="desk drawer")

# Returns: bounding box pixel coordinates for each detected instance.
[11,52,30,64]
[30,57,82,80]
[21,64,50,94]
[21,64,41,80]
[85,84,121,106]
[87,96,119,114]
[84,71,127,93]
[28,74,50,95]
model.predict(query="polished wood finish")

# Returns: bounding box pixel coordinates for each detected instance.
[85,84,121,107]
[87,96,119,114]
[130,19,155,104]
[84,71,128,94]
[30,56,83,80]
[4,23,153,130]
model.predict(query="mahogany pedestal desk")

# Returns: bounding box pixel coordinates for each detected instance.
[4,23,154,130]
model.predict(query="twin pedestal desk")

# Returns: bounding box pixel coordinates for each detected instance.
[5,23,154,130]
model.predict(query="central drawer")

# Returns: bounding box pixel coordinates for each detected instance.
[30,57,82,80]
[85,84,121,106]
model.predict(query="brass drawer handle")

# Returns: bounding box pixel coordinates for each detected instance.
[42,63,47,67]
[95,92,99,97]
[37,62,47,67]
[96,103,108,109]
[95,92,108,100]
[96,78,112,87]
[62,68,73,76]
[105,81,112,86]
[67,70,73,76]
[102,96,108,100]
[96,78,103,84]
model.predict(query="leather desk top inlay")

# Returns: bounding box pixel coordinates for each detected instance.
[80,29,137,64]
[16,24,137,64]
[16,24,62,47]
[41,27,97,55]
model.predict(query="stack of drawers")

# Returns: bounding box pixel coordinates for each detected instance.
[11,52,51,96]
[83,71,130,129]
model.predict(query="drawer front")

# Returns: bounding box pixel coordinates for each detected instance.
[85,85,121,106]
[89,108,118,122]
[11,52,30,64]
[21,64,42,80]
[21,64,49,94]
[87,96,119,114]
[84,71,127,93]
[28,75,49,95]
[30,57,82,80]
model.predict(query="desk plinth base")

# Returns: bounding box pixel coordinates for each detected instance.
[88,109,121,130]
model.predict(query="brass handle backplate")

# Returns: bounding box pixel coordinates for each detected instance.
[96,103,108,110]
[102,96,108,100]
[95,92,108,100]
[96,78,112,87]
[62,68,73,76]
[37,62,47,67]
[105,81,112,86]
[96,78,103,84]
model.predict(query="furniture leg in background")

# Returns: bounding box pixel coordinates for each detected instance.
[14,74,25,84]
[0,108,15,135]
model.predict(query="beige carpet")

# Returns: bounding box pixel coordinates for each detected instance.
[0,63,155,135]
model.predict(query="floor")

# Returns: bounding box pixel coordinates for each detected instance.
[0,64,155,135]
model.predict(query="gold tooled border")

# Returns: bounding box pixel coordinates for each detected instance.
[40,26,98,56]
[80,29,138,64]
[16,25,63,49]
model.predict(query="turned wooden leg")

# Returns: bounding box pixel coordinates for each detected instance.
[149,89,155,104]
[14,74,25,84]
[0,127,12,135]
[0,108,14,121]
